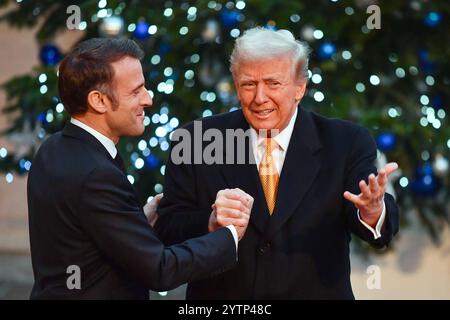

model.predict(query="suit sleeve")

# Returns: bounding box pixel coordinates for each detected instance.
[343,126,399,249]
[155,127,213,245]
[77,167,236,291]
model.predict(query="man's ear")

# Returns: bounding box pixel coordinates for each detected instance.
[295,81,307,101]
[86,90,108,114]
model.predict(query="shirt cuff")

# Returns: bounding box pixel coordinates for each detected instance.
[357,200,386,240]
[225,225,239,259]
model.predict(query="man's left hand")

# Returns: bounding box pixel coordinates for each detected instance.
[343,162,398,227]
[144,193,163,227]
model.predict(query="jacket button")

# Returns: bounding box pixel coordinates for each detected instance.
[258,247,265,255]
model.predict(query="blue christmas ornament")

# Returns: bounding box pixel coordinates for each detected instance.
[219,9,240,29]
[410,163,440,196]
[19,159,32,173]
[418,49,434,74]
[37,112,47,125]
[39,44,61,66]
[376,132,396,151]
[424,11,442,27]
[133,21,150,40]
[146,154,160,169]
[318,42,336,60]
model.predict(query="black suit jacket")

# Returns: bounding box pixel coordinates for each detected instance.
[155,107,399,299]
[27,122,236,299]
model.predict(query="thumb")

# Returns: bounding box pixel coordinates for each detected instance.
[154,193,163,202]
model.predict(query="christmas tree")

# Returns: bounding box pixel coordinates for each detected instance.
[1,0,449,244]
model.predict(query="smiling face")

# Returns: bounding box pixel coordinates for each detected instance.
[105,56,152,140]
[233,55,306,132]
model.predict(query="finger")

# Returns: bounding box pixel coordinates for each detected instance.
[236,199,251,215]
[377,169,387,191]
[233,188,253,205]
[216,189,229,198]
[248,198,254,212]
[215,197,243,211]
[384,162,398,177]
[368,174,379,195]
[233,187,246,196]
[216,207,241,219]
[154,193,163,203]
[240,205,251,217]
[239,197,253,212]
[343,191,364,207]
[229,192,251,212]
[223,191,243,202]
[359,180,371,199]
[210,208,217,219]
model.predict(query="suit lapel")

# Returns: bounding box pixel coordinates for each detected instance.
[217,111,270,234]
[265,108,322,240]
[63,121,142,201]
[63,122,127,173]
[220,159,270,234]
[62,122,114,161]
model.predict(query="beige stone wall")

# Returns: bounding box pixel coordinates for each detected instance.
[351,217,450,299]
[0,4,83,253]
[0,4,39,254]
[0,4,448,299]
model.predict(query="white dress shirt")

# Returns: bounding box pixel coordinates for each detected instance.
[70,118,239,252]
[70,118,117,158]
[249,108,386,240]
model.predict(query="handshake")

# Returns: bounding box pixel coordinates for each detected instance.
[208,188,254,241]
[145,188,254,241]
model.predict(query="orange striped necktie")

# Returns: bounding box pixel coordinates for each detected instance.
[259,138,279,215]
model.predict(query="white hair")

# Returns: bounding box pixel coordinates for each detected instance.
[230,27,311,83]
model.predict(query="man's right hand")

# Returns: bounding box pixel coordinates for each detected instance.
[208,188,254,240]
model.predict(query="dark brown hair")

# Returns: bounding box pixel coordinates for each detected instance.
[58,38,144,115]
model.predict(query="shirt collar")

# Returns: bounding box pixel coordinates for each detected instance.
[250,107,298,151]
[70,118,117,158]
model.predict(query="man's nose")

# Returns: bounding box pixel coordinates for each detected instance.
[254,83,268,105]
[142,88,153,108]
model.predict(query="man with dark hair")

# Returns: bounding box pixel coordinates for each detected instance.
[27,38,253,299]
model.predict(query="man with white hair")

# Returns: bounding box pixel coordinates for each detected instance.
[155,27,399,299]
